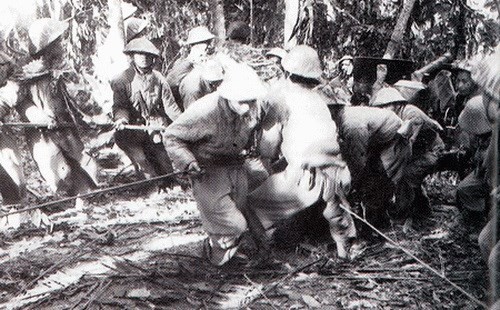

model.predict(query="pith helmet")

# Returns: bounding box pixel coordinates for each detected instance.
[124,37,160,57]
[201,59,224,82]
[471,46,500,102]
[266,47,287,60]
[121,2,138,20]
[29,18,68,55]
[125,18,148,42]
[394,79,427,100]
[186,26,215,45]
[371,87,407,106]
[282,45,322,79]
[458,96,492,135]
[218,63,267,101]
[337,55,353,66]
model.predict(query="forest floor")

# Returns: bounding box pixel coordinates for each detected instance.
[0,144,490,310]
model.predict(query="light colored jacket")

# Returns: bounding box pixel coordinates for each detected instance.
[262,79,342,169]
[339,106,403,181]
[164,92,262,171]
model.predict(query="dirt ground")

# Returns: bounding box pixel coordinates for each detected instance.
[0,146,490,310]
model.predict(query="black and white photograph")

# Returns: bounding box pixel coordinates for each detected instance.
[0,0,498,308]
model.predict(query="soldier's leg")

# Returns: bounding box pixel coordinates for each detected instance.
[192,166,248,266]
[0,144,25,205]
[143,139,181,190]
[456,172,489,213]
[30,135,71,194]
[0,165,24,205]
[323,196,356,259]
[114,130,156,178]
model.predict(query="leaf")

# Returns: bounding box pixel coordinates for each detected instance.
[126,287,151,298]
[347,299,378,309]
[7,212,21,229]
[302,294,321,308]
[31,209,42,228]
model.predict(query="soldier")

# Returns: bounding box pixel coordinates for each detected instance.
[455,97,492,224]
[166,26,216,109]
[265,47,287,82]
[164,64,268,266]
[0,52,25,207]
[178,59,224,110]
[371,87,444,227]
[15,18,98,197]
[111,38,181,183]
[250,45,356,259]
[472,46,500,308]
[328,55,354,104]
[327,96,410,230]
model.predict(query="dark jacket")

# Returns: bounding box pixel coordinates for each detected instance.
[111,66,181,126]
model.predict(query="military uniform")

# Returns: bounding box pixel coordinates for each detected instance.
[15,18,98,196]
[394,103,444,220]
[178,60,223,110]
[330,105,410,227]
[164,64,267,266]
[250,46,356,259]
[456,95,492,214]
[371,87,444,221]
[166,26,215,110]
[112,38,181,180]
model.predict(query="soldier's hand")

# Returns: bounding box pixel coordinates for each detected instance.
[114,118,128,131]
[47,119,57,130]
[187,161,203,177]
[376,64,388,82]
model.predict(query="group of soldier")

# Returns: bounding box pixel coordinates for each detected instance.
[0,14,498,298]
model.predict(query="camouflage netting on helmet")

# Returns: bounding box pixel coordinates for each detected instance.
[219,41,281,81]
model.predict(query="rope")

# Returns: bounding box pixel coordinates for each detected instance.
[337,193,488,309]
[0,170,186,218]
[0,122,167,132]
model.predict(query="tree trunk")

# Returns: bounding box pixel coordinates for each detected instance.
[103,0,128,79]
[284,0,300,49]
[108,0,125,49]
[209,0,226,47]
[383,0,417,59]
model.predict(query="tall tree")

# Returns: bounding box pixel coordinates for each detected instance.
[208,0,225,47]
[384,0,417,59]
[284,0,300,49]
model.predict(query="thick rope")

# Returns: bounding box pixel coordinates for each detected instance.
[0,170,186,218]
[337,193,488,309]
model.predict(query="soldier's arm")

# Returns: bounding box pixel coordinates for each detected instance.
[163,97,214,171]
[343,127,369,183]
[110,78,131,123]
[161,76,182,123]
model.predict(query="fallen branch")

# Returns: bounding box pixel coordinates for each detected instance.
[237,258,325,308]
[81,279,112,310]
[69,282,100,310]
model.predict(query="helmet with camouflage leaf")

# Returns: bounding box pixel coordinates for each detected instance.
[28,18,68,55]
